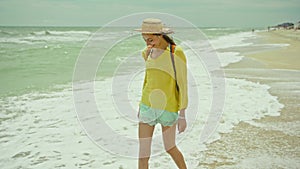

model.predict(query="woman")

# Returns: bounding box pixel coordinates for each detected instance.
[136,18,188,169]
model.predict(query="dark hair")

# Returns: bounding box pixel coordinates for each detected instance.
[162,35,176,46]
[152,34,176,46]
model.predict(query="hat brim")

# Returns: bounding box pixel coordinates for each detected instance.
[134,28,174,34]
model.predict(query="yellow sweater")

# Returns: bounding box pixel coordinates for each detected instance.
[140,46,188,112]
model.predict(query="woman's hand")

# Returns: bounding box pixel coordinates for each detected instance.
[177,109,187,134]
[145,45,153,57]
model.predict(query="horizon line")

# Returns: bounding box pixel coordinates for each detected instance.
[0,25,266,29]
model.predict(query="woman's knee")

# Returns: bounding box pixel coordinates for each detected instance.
[165,146,178,155]
[139,157,150,163]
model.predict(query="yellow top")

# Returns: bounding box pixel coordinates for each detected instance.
[140,46,188,112]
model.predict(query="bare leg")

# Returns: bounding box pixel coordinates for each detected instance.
[162,124,187,169]
[138,123,155,169]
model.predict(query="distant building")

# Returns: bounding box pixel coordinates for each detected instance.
[276,22,294,29]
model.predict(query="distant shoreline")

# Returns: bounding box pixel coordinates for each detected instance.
[248,30,300,70]
[200,26,300,168]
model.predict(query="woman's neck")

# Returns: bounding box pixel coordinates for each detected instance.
[149,38,169,59]
[157,38,168,50]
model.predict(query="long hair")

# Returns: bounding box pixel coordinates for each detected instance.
[162,34,176,46]
[163,35,176,54]
[152,34,176,53]
[152,34,176,46]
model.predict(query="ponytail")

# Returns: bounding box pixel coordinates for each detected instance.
[162,35,176,53]
[162,35,176,46]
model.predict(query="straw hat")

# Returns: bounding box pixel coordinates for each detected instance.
[135,18,174,34]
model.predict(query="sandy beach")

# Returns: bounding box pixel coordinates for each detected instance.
[200,30,300,168]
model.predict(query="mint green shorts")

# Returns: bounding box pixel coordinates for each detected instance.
[138,103,178,126]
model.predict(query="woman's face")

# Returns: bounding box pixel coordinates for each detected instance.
[142,34,161,48]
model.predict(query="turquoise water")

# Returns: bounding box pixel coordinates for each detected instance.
[0,27,97,96]
[0,26,255,97]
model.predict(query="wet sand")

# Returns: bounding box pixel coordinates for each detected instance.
[199,30,300,168]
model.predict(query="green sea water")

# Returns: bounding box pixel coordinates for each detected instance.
[0,26,254,97]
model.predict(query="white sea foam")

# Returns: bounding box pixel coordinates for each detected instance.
[0,30,131,44]
[45,30,92,36]
[210,32,256,49]
[216,52,244,67]
[0,38,36,44]
[180,31,255,72]
[0,36,88,44]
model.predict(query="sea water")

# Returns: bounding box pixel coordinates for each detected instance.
[0,26,285,168]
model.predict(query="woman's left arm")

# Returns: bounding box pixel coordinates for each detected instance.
[178,109,187,133]
[175,47,188,133]
[175,47,188,111]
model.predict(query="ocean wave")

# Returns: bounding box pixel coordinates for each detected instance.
[216,51,244,67]
[0,29,17,36]
[210,31,256,49]
[0,38,35,44]
[203,27,242,31]
[0,36,88,44]
[29,30,92,36]
[29,30,51,36]
[0,30,126,44]
[180,31,256,71]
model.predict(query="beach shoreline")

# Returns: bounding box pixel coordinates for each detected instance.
[199,30,300,168]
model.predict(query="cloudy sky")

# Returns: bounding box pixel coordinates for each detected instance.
[0,0,299,27]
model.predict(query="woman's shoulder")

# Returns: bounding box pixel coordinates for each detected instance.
[174,46,186,62]
[174,46,185,55]
[175,45,183,51]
